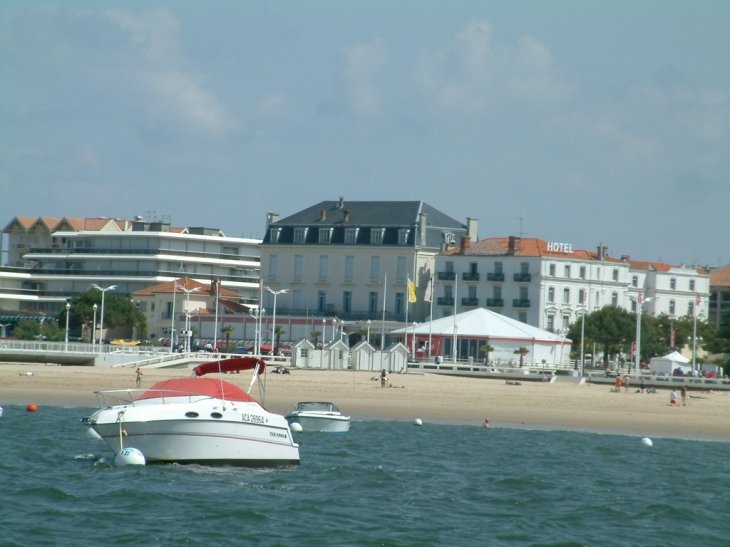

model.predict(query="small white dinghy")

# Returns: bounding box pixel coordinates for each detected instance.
[285,402,350,433]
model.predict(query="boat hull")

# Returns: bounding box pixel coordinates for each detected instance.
[285,413,351,433]
[88,400,299,467]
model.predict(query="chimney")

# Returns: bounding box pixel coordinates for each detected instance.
[266,212,279,229]
[320,210,327,221]
[466,217,478,242]
[621,255,630,261]
[460,236,471,252]
[418,212,428,246]
[597,243,607,261]
[508,236,521,255]
[338,196,345,208]
[343,210,350,223]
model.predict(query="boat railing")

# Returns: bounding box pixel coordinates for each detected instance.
[93,388,217,408]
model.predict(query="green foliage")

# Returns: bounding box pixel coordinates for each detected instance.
[479,344,495,362]
[705,307,730,354]
[311,330,322,346]
[274,325,286,351]
[12,319,63,341]
[513,346,529,367]
[59,289,147,337]
[221,325,234,352]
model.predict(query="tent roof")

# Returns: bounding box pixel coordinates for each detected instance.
[656,351,691,363]
[392,308,569,343]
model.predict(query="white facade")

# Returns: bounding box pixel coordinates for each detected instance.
[434,237,710,332]
[0,216,261,313]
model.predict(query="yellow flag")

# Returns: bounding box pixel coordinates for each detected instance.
[408,278,417,303]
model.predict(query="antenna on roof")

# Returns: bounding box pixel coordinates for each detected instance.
[515,217,526,238]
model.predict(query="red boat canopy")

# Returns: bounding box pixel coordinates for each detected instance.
[192,357,266,377]
[138,378,258,403]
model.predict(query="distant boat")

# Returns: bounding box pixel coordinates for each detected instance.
[82,357,299,467]
[285,402,350,433]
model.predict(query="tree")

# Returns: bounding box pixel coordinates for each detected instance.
[513,347,529,367]
[221,325,234,353]
[12,319,63,341]
[61,289,147,339]
[311,330,322,347]
[274,325,286,353]
[480,344,495,365]
[567,306,635,366]
[359,328,369,343]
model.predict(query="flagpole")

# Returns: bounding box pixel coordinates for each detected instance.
[692,293,699,374]
[580,287,586,377]
[170,281,177,354]
[427,275,433,358]
[213,280,219,351]
[405,278,409,357]
[452,278,458,362]
[381,272,387,351]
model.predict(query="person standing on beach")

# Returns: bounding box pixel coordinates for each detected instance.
[380,369,387,388]
[623,376,630,393]
[135,367,143,388]
[614,375,622,393]
[681,385,688,406]
[640,377,646,393]
[670,390,677,406]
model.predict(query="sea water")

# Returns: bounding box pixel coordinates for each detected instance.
[0,405,727,547]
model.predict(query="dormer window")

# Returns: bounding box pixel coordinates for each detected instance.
[344,228,359,244]
[269,227,281,243]
[370,228,385,244]
[398,229,410,245]
[319,227,333,244]
[294,228,308,244]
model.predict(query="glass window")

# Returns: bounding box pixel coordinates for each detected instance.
[370,256,380,281]
[521,262,529,274]
[317,291,326,312]
[520,287,529,300]
[293,290,302,311]
[319,228,332,244]
[494,262,503,274]
[446,261,454,273]
[468,285,477,298]
[562,316,570,330]
[294,255,303,279]
[269,228,280,243]
[397,257,406,280]
[579,289,586,304]
[612,292,618,306]
[595,291,600,305]
[689,279,695,291]
[395,292,404,314]
[319,255,328,279]
[493,286,501,299]
[369,292,378,313]
[549,264,556,276]
[345,228,358,244]
[370,229,384,244]
[688,301,694,315]
[547,315,555,332]
[343,291,352,313]
[631,300,637,312]
[563,288,570,303]
[398,229,410,245]
[579,266,586,279]
[670,278,676,290]
[612,269,619,281]
[632,275,638,287]
[345,256,354,280]
[548,287,555,302]
[669,300,675,315]
[564,265,571,278]
[294,228,307,244]
[518,312,527,323]
[268,255,278,278]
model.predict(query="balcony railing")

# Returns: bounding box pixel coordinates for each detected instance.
[437,297,455,306]
[462,273,480,282]
[513,299,531,308]
[437,272,456,281]
[486,298,504,307]
[24,246,259,264]
[0,266,258,285]
[487,272,505,282]
[461,297,479,307]
[513,273,532,282]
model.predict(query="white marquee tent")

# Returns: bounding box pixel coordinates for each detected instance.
[392,308,572,367]
[649,351,692,375]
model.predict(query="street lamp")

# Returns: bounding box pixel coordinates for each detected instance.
[322,318,326,347]
[91,284,117,345]
[265,286,288,356]
[65,302,71,352]
[249,307,265,355]
[366,319,371,345]
[178,286,199,352]
[92,304,98,345]
[633,292,655,376]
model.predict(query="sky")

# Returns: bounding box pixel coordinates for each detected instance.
[1,1,728,267]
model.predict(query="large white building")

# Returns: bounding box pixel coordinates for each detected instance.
[0,216,262,314]
[259,198,476,332]
[434,236,710,332]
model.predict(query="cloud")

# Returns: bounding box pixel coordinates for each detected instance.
[415,20,572,113]
[341,38,388,114]
[102,9,235,133]
[256,93,288,119]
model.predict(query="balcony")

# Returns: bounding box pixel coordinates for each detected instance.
[437,297,455,306]
[462,272,480,282]
[487,272,505,282]
[486,298,504,307]
[513,273,532,282]
[437,272,456,281]
[461,297,479,307]
[513,299,531,308]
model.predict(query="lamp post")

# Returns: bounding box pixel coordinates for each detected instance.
[65,302,71,352]
[366,319,371,345]
[265,286,288,356]
[322,318,326,348]
[178,286,199,352]
[92,304,98,345]
[91,284,117,345]
[249,307,265,355]
[633,292,655,376]
[692,293,701,374]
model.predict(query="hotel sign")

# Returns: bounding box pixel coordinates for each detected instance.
[546,242,573,253]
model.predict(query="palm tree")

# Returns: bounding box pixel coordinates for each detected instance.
[221,325,234,353]
[514,346,529,367]
[311,330,322,348]
[274,325,286,354]
[359,328,369,343]
[480,344,495,365]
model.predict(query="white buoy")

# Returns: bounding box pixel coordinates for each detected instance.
[115,447,146,466]
[86,427,102,440]
[414,418,423,426]
[641,437,653,447]
[290,422,303,433]
[0,406,3,417]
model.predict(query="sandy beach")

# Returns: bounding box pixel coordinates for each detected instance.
[1,363,728,441]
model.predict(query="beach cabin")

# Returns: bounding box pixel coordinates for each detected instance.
[291,339,315,368]
[351,340,377,371]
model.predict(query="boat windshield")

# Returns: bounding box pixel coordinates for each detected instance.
[296,402,339,413]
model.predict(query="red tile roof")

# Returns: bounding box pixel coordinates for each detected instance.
[710,264,730,287]
[131,277,241,298]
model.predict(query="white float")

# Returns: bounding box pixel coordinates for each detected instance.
[290,422,303,433]
[115,447,146,466]
[641,437,653,447]
[0,406,3,417]
[413,418,423,426]
[86,427,102,440]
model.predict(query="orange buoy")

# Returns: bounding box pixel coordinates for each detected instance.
[26,403,38,412]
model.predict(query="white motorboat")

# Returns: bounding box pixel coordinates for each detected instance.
[83,357,299,467]
[285,402,350,433]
